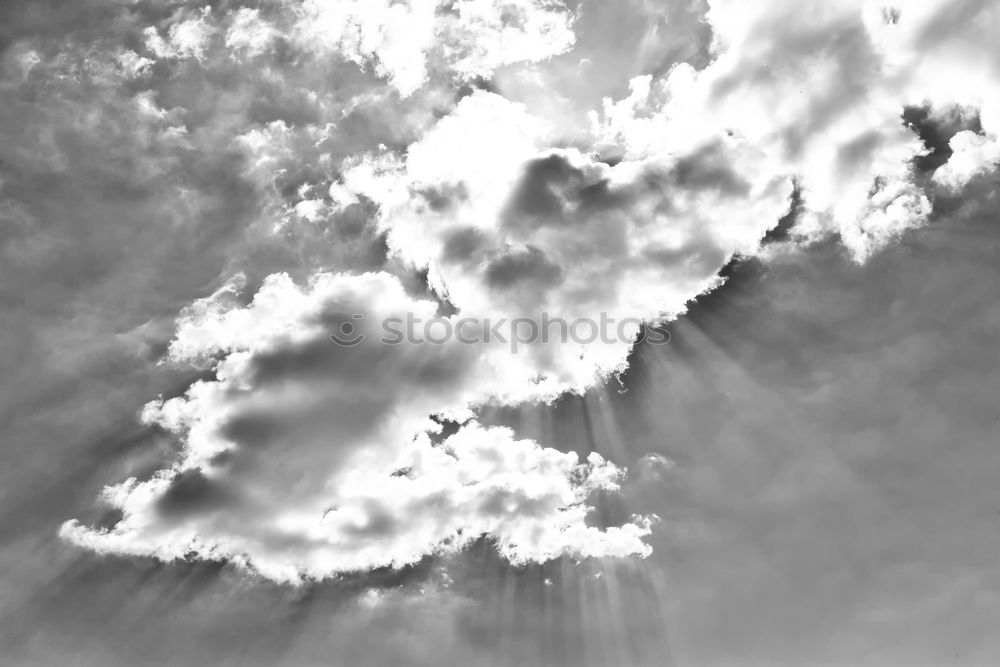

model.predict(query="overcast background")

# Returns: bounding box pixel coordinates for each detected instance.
[2,1,1000,665]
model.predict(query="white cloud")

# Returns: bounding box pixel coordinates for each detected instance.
[224,8,279,58]
[61,271,652,582]
[293,198,327,222]
[589,0,1000,259]
[935,130,1000,188]
[144,8,216,62]
[210,0,576,96]
[15,48,42,79]
[136,1,578,96]
[341,89,791,393]
[434,0,578,80]
[115,49,153,78]
[293,0,439,96]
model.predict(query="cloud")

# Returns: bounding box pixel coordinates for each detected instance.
[224,8,279,59]
[137,1,577,97]
[144,8,216,62]
[60,79,788,582]
[294,0,577,96]
[588,0,1000,260]
[58,0,1000,583]
[340,89,791,392]
[61,271,652,583]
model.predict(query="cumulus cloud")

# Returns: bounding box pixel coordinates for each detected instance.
[144,8,216,62]
[62,271,652,582]
[328,89,790,401]
[136,1,576,97]
[61,83,785,583]
[59,0,1000,582]
[291,0,577,96]
[224,8,279,59]
[589,0,1000,259]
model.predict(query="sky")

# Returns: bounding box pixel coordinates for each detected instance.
[1,0,1000,665]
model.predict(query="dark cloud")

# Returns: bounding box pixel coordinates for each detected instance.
[760,182,804,245]
[155,468,234,519]
[639,238,729,276]
[501,145,751,242]
[670,141,752,197]
[484,245,564,291]
[903,103,984,174]
[441,226,488,263]
[415,182,469,213]
[500,153,623,233]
